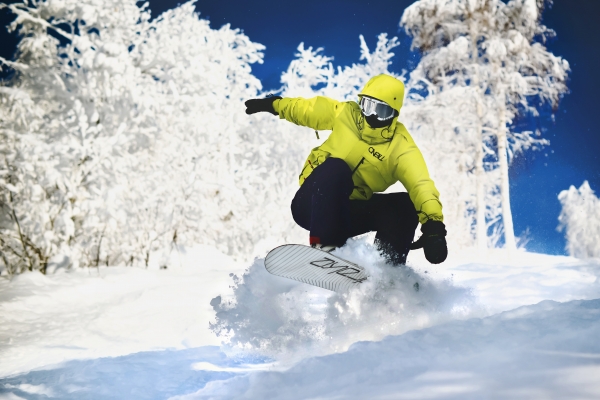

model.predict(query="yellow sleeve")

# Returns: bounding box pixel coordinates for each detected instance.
[272,96,342,131]
[394,130,444,224]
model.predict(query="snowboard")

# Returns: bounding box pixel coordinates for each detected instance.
[264,244,368,292]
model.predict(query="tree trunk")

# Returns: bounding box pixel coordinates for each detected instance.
[475,106,487,250]
[497,101,516,250]
[470,24,487,250]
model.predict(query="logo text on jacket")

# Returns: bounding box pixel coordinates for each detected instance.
[369,147,385,161]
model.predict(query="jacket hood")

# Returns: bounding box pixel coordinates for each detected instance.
[358,74,405,113]
[354,74,404,144]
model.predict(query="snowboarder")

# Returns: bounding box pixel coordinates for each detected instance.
[244,74,447,265]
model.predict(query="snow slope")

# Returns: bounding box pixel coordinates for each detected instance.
[0,246,246,378]
[183,299,600,400]
[1,242,599,399]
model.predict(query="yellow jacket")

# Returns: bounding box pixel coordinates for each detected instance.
[272,75,443,224]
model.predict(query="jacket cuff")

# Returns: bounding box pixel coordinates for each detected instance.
[272,98,282,115]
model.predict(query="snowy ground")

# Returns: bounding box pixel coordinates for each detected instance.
[1,240,599,399]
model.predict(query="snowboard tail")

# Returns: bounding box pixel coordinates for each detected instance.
[265,244,368,292]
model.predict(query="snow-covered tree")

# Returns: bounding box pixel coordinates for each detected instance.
[0,0,288,273]
[558,181,600,259]
[1,0,574,276]
[402,84,482,248]
[1,0,158,273]
[401,0,569,249]
[281,33,400,101]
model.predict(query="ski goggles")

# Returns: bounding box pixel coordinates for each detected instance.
[359,96,396,121]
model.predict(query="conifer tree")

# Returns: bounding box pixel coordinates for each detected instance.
[401,0,569,249]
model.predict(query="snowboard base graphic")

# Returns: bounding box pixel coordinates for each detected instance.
[264,244,368,292]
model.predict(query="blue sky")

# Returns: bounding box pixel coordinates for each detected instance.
[1,0,598,255]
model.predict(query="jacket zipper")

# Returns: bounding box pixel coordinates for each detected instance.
[352,157,365,175]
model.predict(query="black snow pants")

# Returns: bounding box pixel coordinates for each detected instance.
[291,157,419,265]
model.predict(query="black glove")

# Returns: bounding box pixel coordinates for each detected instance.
[244,95,282,116]
[410,220,448,264]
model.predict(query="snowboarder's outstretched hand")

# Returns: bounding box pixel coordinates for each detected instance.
[410,220,448,264]
[244,95,282,116]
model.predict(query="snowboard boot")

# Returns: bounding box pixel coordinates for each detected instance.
[376,239,407,266]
